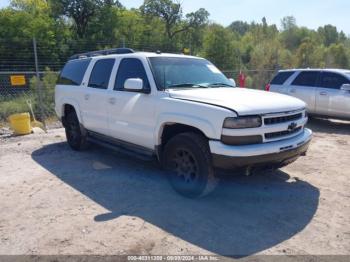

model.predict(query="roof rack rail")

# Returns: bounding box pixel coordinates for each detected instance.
[69,48,135,60]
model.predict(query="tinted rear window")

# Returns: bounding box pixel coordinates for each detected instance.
[271,71,294,85]
[58,59,91,86]
[88,59,115,89]
[292,71,319,87]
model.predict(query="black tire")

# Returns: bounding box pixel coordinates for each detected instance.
[162,132,218,198]
[65,111,89,151]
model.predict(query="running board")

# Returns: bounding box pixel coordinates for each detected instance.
[86,132,155,161]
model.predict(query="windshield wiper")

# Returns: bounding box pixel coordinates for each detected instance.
[207,82,234,87]
[167,83,209,88]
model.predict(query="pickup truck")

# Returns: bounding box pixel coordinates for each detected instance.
[55,48,312,198]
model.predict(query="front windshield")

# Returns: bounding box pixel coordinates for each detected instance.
[149,57,234,89]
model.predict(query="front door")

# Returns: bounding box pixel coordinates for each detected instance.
[316,72,350,119]
[107,58,156,149]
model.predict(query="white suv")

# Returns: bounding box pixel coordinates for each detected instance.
[267,69,350,120]
[55,48,312,197]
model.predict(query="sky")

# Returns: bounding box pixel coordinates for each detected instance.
[0,0,349,35]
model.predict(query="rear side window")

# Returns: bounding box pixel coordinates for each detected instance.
[58,59,91,86]
[319,72,350,89]
[88,59,115,89]
[114,58,150,90]
[271,71,294,85]
[292,71,319,87]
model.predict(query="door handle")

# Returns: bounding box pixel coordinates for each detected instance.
[319,91,327,96]
[84,94,90,100]
[289,89,296,93]
[108,97,116,105]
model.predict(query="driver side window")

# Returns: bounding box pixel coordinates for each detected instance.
[114,58,150,91]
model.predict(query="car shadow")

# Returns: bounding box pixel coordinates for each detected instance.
[32,142,319,257]
[307,117,350,135]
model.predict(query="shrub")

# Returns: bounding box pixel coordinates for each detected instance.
[29,68,58,118]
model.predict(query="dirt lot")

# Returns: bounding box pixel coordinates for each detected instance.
[0,118,349,257]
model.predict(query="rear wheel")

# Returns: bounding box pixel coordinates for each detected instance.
[65,111,89,151]
[162,132,218,198]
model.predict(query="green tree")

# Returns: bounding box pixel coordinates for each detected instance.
[86,2,120,44]
[0,0,60,70]
[140,0,209,42]
[1,0,350,81]
[295,37,319,68]
[49,0,121,38]
[202,24,239,70]
[227,21,250,36]
[318,25,339,47]
[325,43,349,68]
[280,16,300,50]
[281,16,297,31]
[248,39,282,88]
[113,8,165,51]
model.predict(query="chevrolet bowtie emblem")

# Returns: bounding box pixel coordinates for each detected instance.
[288,122,298,131]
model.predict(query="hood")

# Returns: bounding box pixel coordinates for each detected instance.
[168,88,306,115]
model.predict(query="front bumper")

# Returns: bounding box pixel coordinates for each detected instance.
[210,128,312,169]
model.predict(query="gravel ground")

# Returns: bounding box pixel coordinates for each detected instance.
[0,118,349,257]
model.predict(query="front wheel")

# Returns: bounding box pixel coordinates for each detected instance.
[162,132,218,198]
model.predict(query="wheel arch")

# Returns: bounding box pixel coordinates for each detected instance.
[159,123,208,148]
[58,99,83,125]
[155,113,218,146]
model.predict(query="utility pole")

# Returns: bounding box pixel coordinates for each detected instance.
[33,37,46,130]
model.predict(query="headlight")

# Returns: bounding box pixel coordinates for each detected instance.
[223,116,262,129]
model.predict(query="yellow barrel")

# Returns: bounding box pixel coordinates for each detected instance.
[8,113,32,135]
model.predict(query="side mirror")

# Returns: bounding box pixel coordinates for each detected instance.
[229,78,236,87]
[124,78,144,92]
[340,83,350,92]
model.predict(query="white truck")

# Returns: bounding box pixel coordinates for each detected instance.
[55,48,312,198]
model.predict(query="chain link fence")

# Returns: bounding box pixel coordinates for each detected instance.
[223,69,277,89]
[0,71,57,124]
[0,39,278,126]
[0,38,180,126]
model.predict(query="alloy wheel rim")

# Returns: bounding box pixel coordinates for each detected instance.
[172,148,199,183]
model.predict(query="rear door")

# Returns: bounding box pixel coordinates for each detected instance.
[56,58,91,118]
[316,72,350,119]
[80,58,115,135]
[269,71,296,94]
[287,71,319,113]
